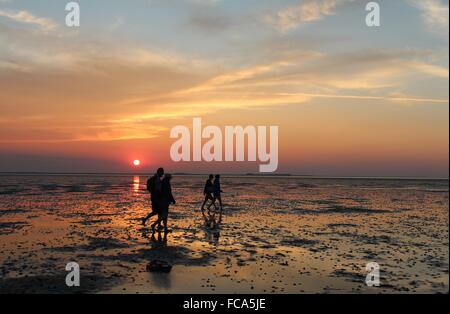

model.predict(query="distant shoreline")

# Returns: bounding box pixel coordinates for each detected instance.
[0,172,448,181]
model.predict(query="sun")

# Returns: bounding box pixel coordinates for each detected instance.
[133,159,141,167]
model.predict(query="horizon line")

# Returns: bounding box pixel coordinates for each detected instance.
[0,172,448,180]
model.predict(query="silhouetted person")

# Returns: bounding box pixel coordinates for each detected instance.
[142,168,164,226]
[209,174,223,213]
[151,174,175,233]
[201,174,215,214]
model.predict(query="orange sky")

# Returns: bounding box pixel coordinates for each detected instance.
[0,0,448,177]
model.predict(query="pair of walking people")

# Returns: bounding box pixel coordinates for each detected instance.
[201,174,223,214]
[142,168,175,233]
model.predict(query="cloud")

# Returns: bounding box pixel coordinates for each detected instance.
[0,5,447,144]
[1,32,447,143]
[0,22,216,142]
[0,8,56,30]
[407,60,449,78]
[408,0,449,36]
[177,49,448,96]
[266,0,353,32]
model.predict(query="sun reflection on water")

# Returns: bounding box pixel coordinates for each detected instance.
[133,176,140,194]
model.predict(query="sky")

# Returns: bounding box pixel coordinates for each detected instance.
[0,0,448,177]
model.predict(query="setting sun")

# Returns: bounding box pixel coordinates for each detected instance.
[133,160,141,167]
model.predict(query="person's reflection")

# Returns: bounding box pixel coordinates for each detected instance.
[204,229,220,246]
[203,210,222,245]
[150,231,168,248]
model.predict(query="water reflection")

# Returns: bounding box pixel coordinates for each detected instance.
[133,176,140,194]
[202,209,222,245]
[150,231,168,248]
[204,229,220,246]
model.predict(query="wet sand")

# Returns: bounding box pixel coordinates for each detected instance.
[0,175,448,294]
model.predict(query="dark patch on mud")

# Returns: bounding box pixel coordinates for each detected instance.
[0,273,122,294]
[281,238,319,248]
[65,185,89,193]
[336,232,395,245]
[47,237,129,252]
[0,209,29,217]
[328,223,358,228]
[332,269,365,283]
[76,219,112,226]
[0,188,26,195]
[292,208,320,214]
[324,205,387,214]
[93,243,217,268]
[0,222,29,235]
[40,184,61,191]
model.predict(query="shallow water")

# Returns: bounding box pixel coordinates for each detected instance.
[0,175,448,294]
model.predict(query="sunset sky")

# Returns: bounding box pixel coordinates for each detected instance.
[0,0,448,177]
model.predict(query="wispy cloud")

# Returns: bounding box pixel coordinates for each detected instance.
[408,0,449,37]
[266,0,353,32]
[0,9,56,30]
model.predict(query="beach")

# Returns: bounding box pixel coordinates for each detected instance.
[0,175,448,294]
